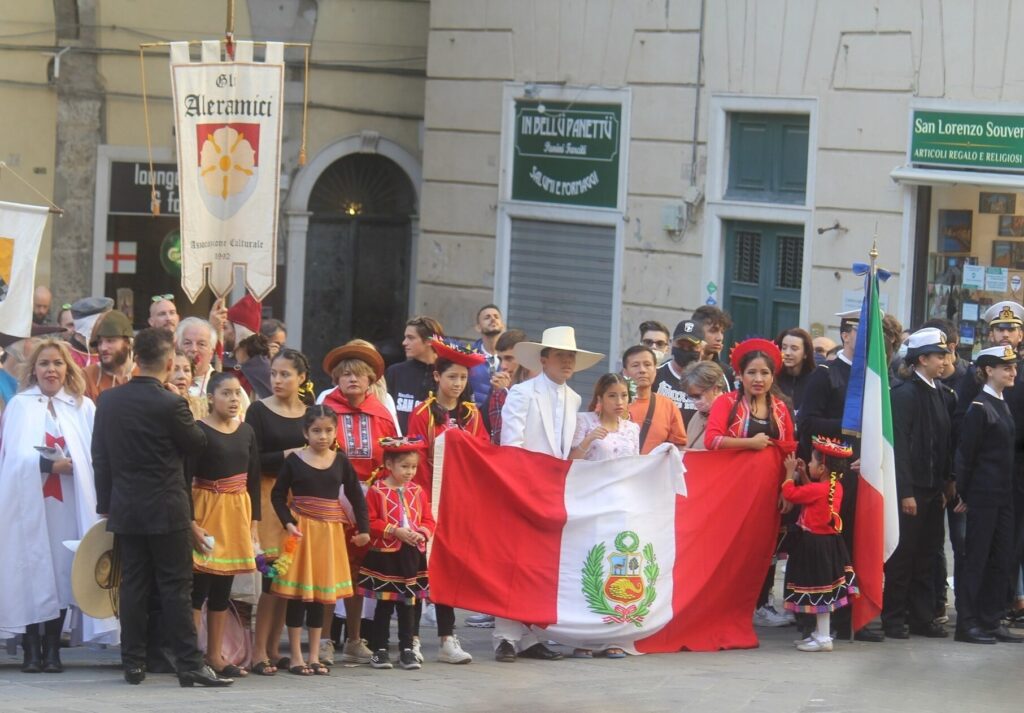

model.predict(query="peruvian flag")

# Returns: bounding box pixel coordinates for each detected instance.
[429,431,793,653]
[841,259,900,631]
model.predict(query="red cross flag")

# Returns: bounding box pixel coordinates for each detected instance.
[169,40,283,302]
[104,241,137,274]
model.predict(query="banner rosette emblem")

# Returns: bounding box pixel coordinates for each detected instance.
[582,530,658,627]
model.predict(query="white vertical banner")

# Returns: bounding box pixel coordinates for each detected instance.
[169,40,284,301]
[0,201,47,338]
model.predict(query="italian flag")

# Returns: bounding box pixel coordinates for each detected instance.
[429,430,794,653]
[842,262,900,631]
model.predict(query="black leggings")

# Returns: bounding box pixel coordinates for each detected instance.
[413,600,455,638]
[285,600,324,629]
[372,600,415,651]
[191,573,234,612]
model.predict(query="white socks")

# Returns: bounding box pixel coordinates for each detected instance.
[815,612,831,641]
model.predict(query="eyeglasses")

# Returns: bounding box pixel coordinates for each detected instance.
[151,294,174,303]
[642,339,669,350]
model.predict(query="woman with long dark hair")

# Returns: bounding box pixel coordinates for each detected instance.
[774,328,816,415]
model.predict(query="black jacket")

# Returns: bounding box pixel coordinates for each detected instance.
[385,358,435,433]
[954,389,1015,507]
[891,372,953,499]
[796,357,857,460]
[93,376,207,534]
[954,360,1024,454]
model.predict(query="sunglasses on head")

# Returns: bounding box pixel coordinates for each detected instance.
[61,303,71,311]
[151,294,174,303]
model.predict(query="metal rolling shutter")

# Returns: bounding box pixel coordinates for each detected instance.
[507,218,615,396]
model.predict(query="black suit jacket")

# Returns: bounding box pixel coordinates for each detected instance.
[93,376,207,534]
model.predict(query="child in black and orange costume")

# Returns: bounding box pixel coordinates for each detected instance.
[358,437,437,670]
[781,435,859,652]
[270,405,369,675]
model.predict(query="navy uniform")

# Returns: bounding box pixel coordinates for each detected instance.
[954,345,1024,644]
[882,328,953,638]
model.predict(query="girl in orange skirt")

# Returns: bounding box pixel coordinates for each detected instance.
[189,372,261,677]
[270,405,369,676]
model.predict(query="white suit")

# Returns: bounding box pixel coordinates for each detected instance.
[496,373,581,650]
[500,374,581,458]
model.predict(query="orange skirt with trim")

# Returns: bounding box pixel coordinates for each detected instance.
[257,474,287,558]
[192,488,256,575]
[270,514,353,604]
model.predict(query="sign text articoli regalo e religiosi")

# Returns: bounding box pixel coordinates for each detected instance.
[910,110,1024,173]
[511,101,622,209]
[170,40,283,301]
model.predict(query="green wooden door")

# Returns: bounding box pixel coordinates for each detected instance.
[722,221,803,347]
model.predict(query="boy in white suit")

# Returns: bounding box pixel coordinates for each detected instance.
[495,326,603,662]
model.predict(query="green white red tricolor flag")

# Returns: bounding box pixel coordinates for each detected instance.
[841,258,900,631]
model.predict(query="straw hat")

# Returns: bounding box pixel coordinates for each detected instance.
[512,326,604,373]
[71,519,120,620]
[322,341,385,381]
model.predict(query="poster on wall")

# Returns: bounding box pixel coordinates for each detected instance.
[170,40,284,301]
[998,215,1024,237]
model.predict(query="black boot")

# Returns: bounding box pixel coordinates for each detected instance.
[21,625,42,673]
[42,611,65,673]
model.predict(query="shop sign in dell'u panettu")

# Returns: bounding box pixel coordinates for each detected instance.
[169,40,283,302]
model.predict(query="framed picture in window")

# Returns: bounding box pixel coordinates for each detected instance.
[979,192,1017,214]
[998,214,1024,237]
[938,210,972,252]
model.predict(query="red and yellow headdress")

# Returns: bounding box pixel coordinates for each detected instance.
[379,436,429,454]
[811,435,854,459]
[429,335,487,368]
[729,337,783,375]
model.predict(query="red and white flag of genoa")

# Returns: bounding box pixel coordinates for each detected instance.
[430,431,793,653]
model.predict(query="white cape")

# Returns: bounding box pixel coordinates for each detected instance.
[0,386,119,643]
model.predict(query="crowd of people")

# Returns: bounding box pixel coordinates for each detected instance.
[0,285,1022,688]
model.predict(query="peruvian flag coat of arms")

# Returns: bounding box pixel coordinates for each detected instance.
[169,40,283,301]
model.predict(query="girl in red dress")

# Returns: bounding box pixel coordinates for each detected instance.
[404,337,488,665]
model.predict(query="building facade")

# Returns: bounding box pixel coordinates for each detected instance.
[11,1,1024,384]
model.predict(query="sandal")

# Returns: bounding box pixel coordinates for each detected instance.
[276,656,291,670]
[309,661,330,676]
[289,664,313,676]
[572,648,593,658]
[603,647,626,659]
[215,663,248,677]
[251,659,276,676]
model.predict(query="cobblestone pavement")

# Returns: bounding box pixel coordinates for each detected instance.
[0,608,1019,713]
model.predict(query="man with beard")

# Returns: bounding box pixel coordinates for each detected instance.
[84,310,138,400]
[148,295,180,332]
[653,319,705,428]
[469,304,505,410]
[954,301,1024,622]
[67,297,113,370]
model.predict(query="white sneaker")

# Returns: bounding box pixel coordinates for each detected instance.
[465,613,495,628]
[318,638,335,666]
[340,638,372,664]
[796,635,833,652]
[437,635,473,664]
[421,603,437,627]
[792,635,814,646]
[411,637,424,663]
[753,605,791,627]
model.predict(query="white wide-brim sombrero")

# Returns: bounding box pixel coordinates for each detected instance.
[71,518,120,620]
[513,326,604,373]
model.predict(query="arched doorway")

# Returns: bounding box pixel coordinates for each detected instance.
[302,153,416,391]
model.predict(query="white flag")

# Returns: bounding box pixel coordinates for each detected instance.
[0,201,47,338]
[169,40,284,301]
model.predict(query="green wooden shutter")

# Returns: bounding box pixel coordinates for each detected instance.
[726,113,809,204]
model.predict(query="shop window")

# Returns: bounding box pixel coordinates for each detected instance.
[726,113,809,204]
